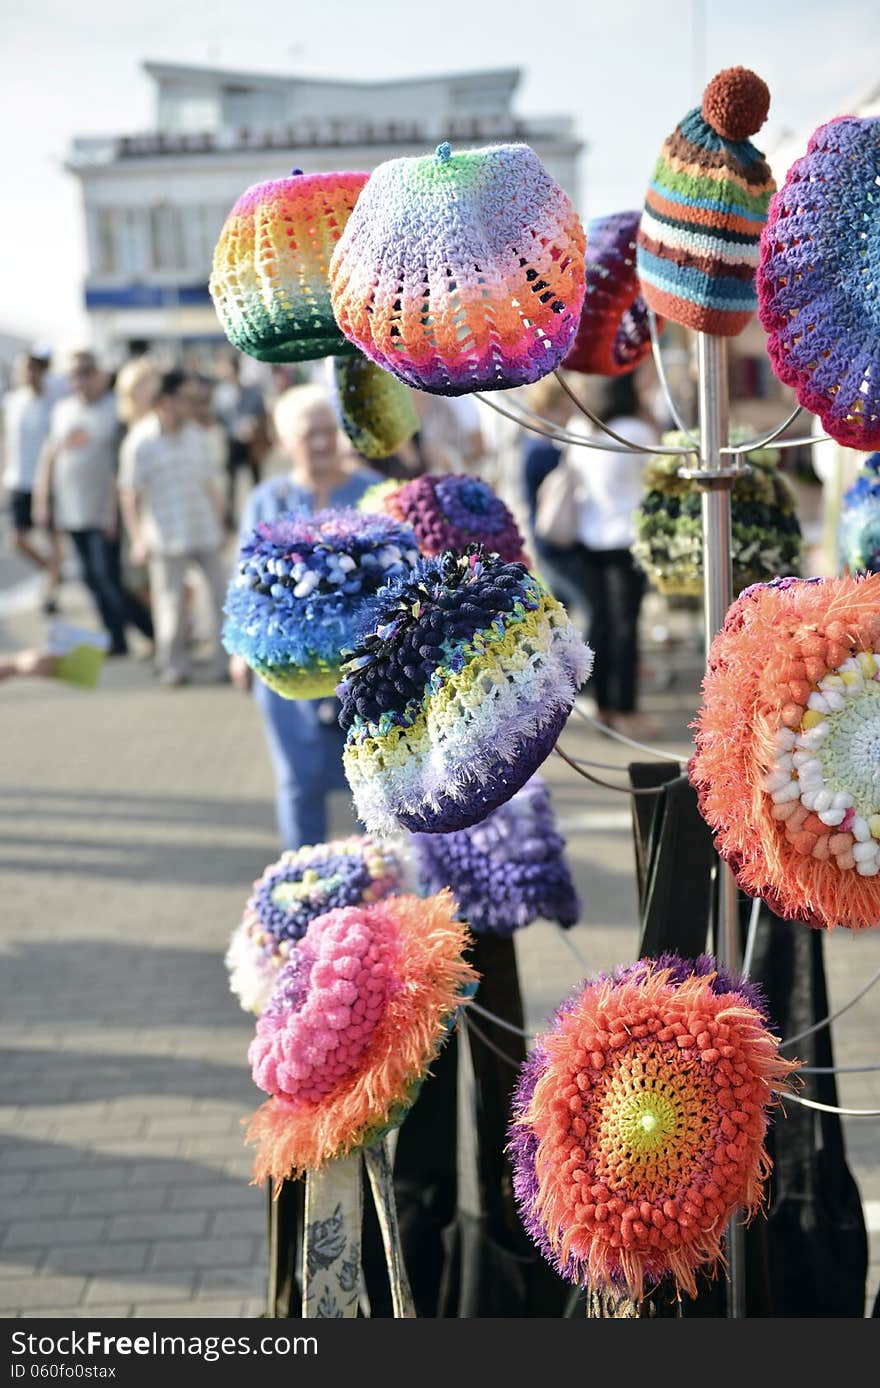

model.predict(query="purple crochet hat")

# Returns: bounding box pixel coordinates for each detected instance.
[563,211,661,376]
[411,776,580,935]
[758,116,880,450]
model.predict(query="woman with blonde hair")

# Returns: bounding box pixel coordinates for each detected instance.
[229,383,381,848]
[115,356,160,429]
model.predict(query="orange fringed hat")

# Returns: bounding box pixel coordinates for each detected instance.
[690,574,880,929]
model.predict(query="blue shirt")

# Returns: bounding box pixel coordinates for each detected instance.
[238,469,381,541]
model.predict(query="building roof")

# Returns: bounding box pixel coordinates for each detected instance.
[143,60,521,94]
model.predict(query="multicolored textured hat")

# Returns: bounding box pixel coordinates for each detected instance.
[839,455,880,574]
[331,351,419,460]
[632,430,801,596]
[226,836,411,1014]
[222,509,419,698]
[376,473,528,564]
[338,550,593,834]
[690,573,880,929]
[246,891,476,1180]
[328,142,586,395]
[758,117,880,450]
[637,67,775,336]
[563,211,660,376]
[509,955,797,1300]
[411,776,579,935]
[209,170,368,362]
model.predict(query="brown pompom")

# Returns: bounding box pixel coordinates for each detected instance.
[701,67,770,141]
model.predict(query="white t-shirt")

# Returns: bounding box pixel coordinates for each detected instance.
[2,387,52,491]
[49,392,119,531]
[119,415,223,557]
[565,414,657,551]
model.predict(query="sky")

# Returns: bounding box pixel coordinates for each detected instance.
[3,0,879,347]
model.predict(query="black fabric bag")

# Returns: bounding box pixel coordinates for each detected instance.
[394,934,569,1318]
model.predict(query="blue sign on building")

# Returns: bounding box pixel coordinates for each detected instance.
[84,283,213,309]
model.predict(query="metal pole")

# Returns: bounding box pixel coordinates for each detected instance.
[694,331,746,1319]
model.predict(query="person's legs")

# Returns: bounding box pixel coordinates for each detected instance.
[602,548,646,713]
[10,492,48,571]
[105,527,154,640]
[194,547,230,677]
[578,545,611,713]
[148,552,190,681]
[253,682,330,849]
[68,529,128,651]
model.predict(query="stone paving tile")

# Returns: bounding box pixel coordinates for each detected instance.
[83,1277,194,1306]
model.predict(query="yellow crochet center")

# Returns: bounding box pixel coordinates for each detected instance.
[592,1048,715,1195]
[344,598,567,778]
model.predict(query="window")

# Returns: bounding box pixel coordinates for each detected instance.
[149,205,186,273]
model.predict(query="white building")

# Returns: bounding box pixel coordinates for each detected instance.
[67,62,583,357]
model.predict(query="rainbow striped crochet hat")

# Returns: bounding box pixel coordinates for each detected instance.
[210,170,368,362]
[758,117,880,451]
[337,549,593,834]
[563,211,659,376]
[329,142,586,395]
[637,67,775,337]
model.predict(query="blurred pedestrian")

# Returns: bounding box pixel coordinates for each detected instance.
[229,383,381,848]
[119,370,227,687]
[2,346,64,613]
[34,350,153,655]
[564,371,657,736]
[522,375,589,626]
[181,373,228,476]
[115,355,160,432]
[213,351,269,527]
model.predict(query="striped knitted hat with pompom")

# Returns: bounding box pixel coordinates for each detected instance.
[637,67,775,337]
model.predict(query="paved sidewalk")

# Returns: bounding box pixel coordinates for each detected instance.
[1,557,878,1317]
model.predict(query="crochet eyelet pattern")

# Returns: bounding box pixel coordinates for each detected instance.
[690,573,880,929]
[332,351,419,460]
[411,775,579,936]
[758,116,880,450]
[509,955,797,1300]
[379,473,528,563]
[563,211,660,377]
[637,67,775,337]
[222,509,420,699]
[210,170,368,363]
[328,142,586,395]
[337,550,594,834]
[839,455,880,574]
[246,891,477,1180]
[632,430,801,596]
[226,836,411,1014]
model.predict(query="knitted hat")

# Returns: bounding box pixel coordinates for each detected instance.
[637,67,775,336]
[632,429,801,596]
[225,835,411,1014]
[839,455,880,574]
[563,211,660,376]
[328,142,586,395]
[377,473,528,564]
[210,170,368,362]
[690,573,880,930]
[246,891,477,1179]
[411,776,579,936]
[338,550,593,834]
[332,351,419,460]
[222,509,419,698]
[758,117,880,450]
[509,955,796,1300]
